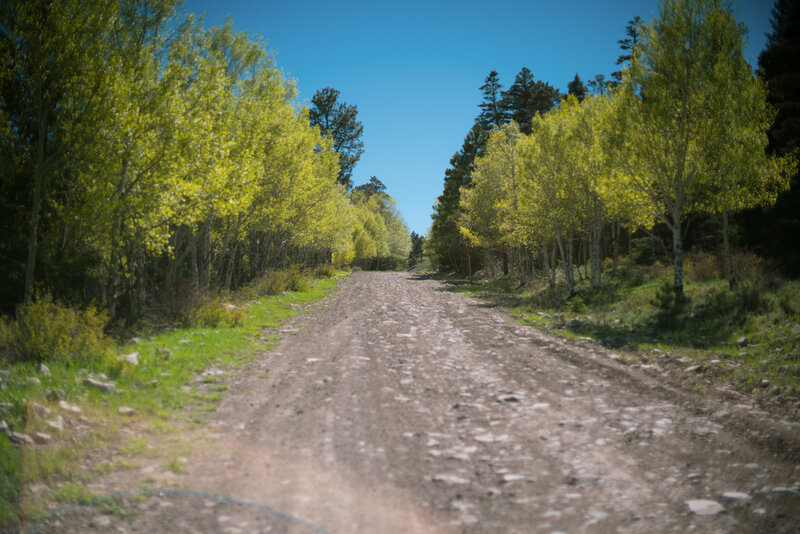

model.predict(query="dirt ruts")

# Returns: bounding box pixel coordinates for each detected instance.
[34,271,800,533]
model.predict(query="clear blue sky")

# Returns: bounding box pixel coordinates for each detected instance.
[182,0,774,236]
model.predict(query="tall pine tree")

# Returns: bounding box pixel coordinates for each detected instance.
[308,87,364,190]
[611,16,643,83]
[477,71,506,131]
[428,123,486,274]
[567,73,588,102]
[501,67,559,134]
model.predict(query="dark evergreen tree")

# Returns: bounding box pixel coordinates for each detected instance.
[567,73,588,102]
[611,16,643,83]
[477,71,506,131]
[428,123,486,274]
[353,176,387,198]
[308,87,364,190]
[738,0,800,275]
[500,67,559,134]
[587,73,610,95]
[408,231,425,266]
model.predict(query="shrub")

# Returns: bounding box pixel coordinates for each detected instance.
[192,298,227,327]
[314,264,337,279]
[147,282,204,328]
[732,251,762,282]
[778,293,800,317]
[0,296,112,364]
[736,284,773,315]
[247,266,310,297]
[284,265,309,292]
[686,251,720,281]
[566,296,586,313]
[191,298,246,327]
[616,259,648,286]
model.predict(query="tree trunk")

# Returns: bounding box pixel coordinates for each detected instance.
[24,98,49,304]
[591,199,603,288]
[553,218,574,295]
[671,207,685,301]
[722,208,736,289]
[612,219,619,275]
[226,244,237,291]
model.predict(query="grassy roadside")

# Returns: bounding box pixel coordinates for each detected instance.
[0,272,345,528]
[441,259,800,403]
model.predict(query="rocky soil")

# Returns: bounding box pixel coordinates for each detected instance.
[31,272,800,533]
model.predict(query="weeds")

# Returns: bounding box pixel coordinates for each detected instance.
[0,297,112,364]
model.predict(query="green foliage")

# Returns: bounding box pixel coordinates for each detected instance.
[500,67,560,134]
[349,191,411,270]
[778,292,800,317]
[0,435,21,526]
[0,297,112,364]
[736,284,773,315]
[246,267,311,298]
[191,299,245,328]
[566,296,586,314]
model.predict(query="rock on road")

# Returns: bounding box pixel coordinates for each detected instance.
[41,272,800,533]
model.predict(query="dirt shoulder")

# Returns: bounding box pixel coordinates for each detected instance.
[32,271,800,533]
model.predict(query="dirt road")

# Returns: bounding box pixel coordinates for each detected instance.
[37,272,800,533]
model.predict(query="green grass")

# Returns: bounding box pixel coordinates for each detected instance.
[444,260,800,396]
[0,272,344,528]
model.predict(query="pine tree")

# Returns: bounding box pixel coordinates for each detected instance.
[567,74,588,102]
[353,176,387,198]
[477,71,506,131]
[308,87,364,190]
[587,74,609,95]
[428,123,486,273]
[501,68,559,134]
[611,16,643,82]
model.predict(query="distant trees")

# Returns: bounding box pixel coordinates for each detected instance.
[567,74,588,102]
[408,232,425,266]
[349,183,411,270]
[428,68,561,274]
[428,123,486,274]
[308,87,365,190]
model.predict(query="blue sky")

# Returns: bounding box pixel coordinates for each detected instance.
[182,0,775,236]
